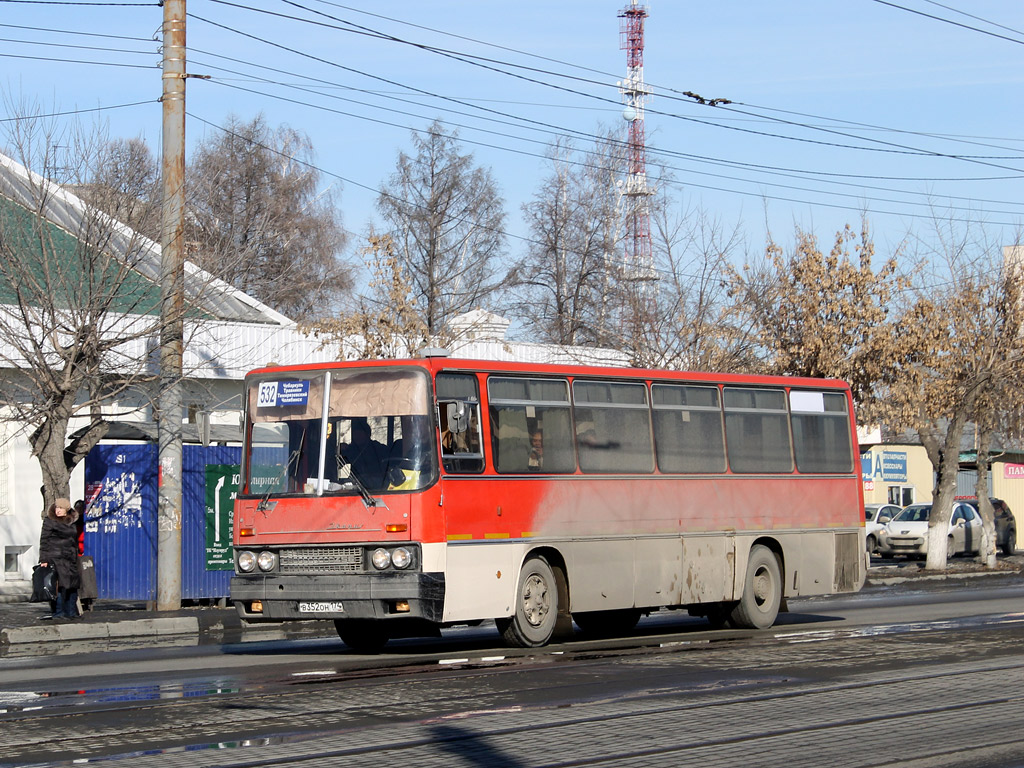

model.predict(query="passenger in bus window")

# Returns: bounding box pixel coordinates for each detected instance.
[339,418,389,489]
[528,430,544,470]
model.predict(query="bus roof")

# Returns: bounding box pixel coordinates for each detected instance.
[244,356,852,392]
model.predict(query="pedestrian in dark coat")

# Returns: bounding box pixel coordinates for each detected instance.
[38,497,81,619]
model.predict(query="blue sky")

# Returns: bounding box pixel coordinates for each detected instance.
[3,0,1024,269]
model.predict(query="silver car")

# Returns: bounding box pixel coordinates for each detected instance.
[865,503,902,554]
[878,502,982,558]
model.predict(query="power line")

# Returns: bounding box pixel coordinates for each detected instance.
[0,0,155,5]
[0,35,157,56]
[199,0,1024,174]
[870,0,1024,45]
[0,99,155,122]
[190,77,1024,231]
[0,51,156,68]
[183,8,1024,204]
[193,64,1024,220]
[920,0,1024,38]
[178,17,1024,221]
[0,22,155,42]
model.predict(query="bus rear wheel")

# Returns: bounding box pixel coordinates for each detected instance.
[497,555,558,647]
[573,608,641,637]
[729,545,782,630]
[334,619,389,653]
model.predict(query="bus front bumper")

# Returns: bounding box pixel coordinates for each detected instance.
[230,571,445,623]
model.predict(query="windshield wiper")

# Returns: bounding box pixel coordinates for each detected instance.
[257,447,301,511]
[336,453,387,509]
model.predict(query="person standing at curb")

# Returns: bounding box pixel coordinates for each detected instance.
[38,498,81,620]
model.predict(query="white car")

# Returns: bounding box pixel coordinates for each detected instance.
[878,502,983,559]
[864,503,902,554]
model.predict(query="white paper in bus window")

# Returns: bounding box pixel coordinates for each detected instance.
[789,391,825,413]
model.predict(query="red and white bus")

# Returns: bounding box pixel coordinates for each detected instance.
[230,353,865,650]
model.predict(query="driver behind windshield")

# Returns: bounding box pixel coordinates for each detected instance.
[339,418,390,489]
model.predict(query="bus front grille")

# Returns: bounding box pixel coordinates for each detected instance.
[279,547,364,573]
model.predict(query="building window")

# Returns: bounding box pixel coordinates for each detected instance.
[5,547,28,578]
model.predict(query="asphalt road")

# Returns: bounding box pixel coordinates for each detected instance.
[2,575,1024,767]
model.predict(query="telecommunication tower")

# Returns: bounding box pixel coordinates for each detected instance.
[618,0,656,282]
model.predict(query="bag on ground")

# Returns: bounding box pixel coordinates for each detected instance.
[78,555,98,600]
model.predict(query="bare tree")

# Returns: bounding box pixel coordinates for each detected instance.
[186,114,352,321]
[377,121,508,337]
[621,189,757,371]
[511,135,620,346]
[0,110,166,511]
[78,136,161,241]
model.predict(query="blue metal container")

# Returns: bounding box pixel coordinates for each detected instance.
[83,443,241,600]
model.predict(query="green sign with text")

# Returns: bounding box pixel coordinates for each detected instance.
[205,464,239,570]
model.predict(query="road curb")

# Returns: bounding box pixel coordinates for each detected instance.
[1,618,199,647]
[1,617,199,646]
[867,569,1020,586]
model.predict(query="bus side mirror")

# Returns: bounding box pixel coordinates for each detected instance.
[447,401,469,433]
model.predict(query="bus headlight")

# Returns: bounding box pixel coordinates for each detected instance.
[237,551,256,573]
[371,548,391,570]
[391,547,412,569]
[257,551,277,572]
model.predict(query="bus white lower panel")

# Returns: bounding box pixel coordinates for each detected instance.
[441,541,525,623]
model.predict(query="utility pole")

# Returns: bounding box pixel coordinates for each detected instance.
[158,0,186,611]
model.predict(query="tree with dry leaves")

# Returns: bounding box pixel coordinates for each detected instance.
[888,235,1024,569]
[302,233,428,360]
[729,221,907,416]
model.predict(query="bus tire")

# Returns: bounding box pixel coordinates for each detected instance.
[729,545,782,630]
[573,608,641,637]
[497,555,558,647]
[334,619,389,653]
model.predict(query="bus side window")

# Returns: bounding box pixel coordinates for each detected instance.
[789,391,853,473]
[723,387,793,474]
[573,380,654,474]
[487,376,574,474]
[436,373,484,473]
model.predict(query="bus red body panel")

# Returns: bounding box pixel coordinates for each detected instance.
[230,357,865,648]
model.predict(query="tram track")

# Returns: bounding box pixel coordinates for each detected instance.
[3,620,1024,768]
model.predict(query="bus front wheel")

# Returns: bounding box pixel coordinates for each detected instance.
[729,545,782,630]
[497,556,558,647]
[335,619,389,654]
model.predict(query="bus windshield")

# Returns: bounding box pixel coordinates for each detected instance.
[244,367,435,496]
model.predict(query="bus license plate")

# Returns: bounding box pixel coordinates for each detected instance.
[298,601,343,613]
